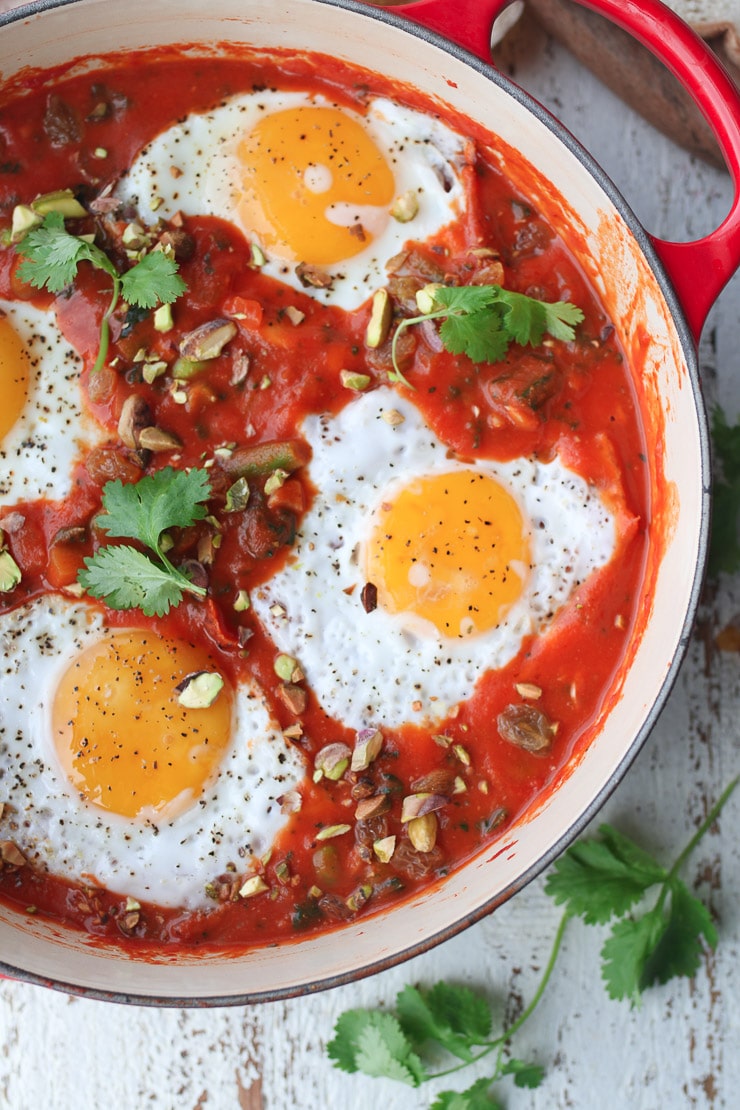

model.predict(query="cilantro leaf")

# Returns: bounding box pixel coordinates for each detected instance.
[95,467,211,551]
[545,824,666,924]
[120,249,187,308]
[328,1009,426,1086]
[16,211,114,291]
[500,1058,546,1089]
[432,1076,502,1110]
[434,285,500,314]
[15,209,186,373]
[391,281,584,383]
[600,908,667,1005]
[396,982,492,1062]
[78,467,212,615]
[78,544,193,618]
[639,878,717,989]
[496,288,549,347]
[439,307,510,364]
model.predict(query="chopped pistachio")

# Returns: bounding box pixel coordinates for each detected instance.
[10,204,42,243]
[515,682,542,700]
[365,287,392,348]
[93,147,108,159]
[453,776,467,795]
[239,874,269,899]
[315,824,352,841]
[274,654,304,683]
[314,743,351,783]
[264,468,288,496]
[284,305,305,326]
[355,794,391,821]
[0,551,21,592]
[390,189,419,222]
[117,393,152,449]
[277,682,307,714]
[307,885,323,900]
[224,476,250,513]
[432,733,452,749]
[32,188,87,218]
[179,318,237,361]
[408,813,438,853]
[141,360,168,384]
[452,744,471,767]
[121,221,149,249]
[274,860,291,885]
[381,408,405,427]
[259,374,272,390]
[373,835,396,863]
[415,282,443,315]
[401,792,447,822]
[153,303,174,332]
[176,670,224,709]
[250,242,267,267]
[171,386,188,404]
[233,589,251,612]
[340,370,371,392]
[172,356,207,380]
[351,727,383,772]
[125,897,141,912]
[137,426,182,453]
[345,883,373,913]
[0,840,26,868]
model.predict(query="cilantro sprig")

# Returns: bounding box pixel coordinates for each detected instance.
[390,283,584,386]
[328,777,737,1108]
[16,211,186,373]
[78,467,212,617]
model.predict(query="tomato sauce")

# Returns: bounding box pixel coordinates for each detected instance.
[0,48,649,951]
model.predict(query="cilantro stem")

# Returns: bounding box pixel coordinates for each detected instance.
[389,308,452,387]
[156,548,207,599]
[668,775,739,881]
[424,911,569,1081]
[93,277,121,375]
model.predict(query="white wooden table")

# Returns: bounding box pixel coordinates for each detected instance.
[2,8,740,1109]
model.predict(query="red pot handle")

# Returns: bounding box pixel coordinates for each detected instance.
[389,0,740,343]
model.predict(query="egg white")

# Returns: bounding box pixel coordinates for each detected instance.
[0,596,306,909]
[251,387,617,730]
[0,299,100,504]
[115,91,469,310]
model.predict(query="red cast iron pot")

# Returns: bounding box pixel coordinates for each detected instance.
[0,0,738,1005]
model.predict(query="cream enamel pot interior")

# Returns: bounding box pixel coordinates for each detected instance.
[1,0,739,1005]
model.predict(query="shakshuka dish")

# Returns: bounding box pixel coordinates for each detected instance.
[0,46,648,950]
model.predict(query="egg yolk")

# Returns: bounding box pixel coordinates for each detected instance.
[51,631,234,820]
[0,314,30,443]
[237,105,395,265]
[365,470,531,638]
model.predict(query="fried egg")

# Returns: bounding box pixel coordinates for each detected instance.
[0,299,98,504]
[251,387,617,729]
[0,596,305,908]
[115,91,469,309]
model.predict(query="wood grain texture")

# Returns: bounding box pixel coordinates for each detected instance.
[516,0,731,166]
[1,11,740,1110]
